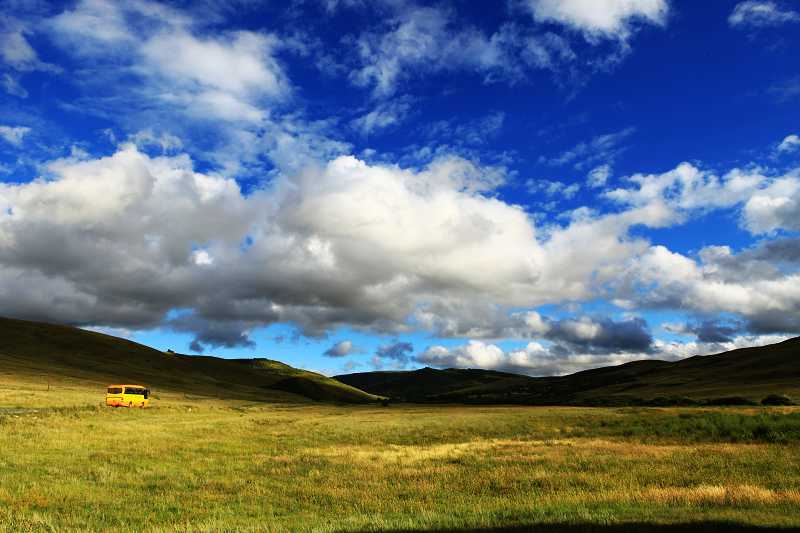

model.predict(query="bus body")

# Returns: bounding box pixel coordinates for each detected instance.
[106,384,150,407]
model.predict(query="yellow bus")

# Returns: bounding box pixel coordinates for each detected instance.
[106,384,150,407]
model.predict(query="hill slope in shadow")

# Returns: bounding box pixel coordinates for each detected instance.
[0,316,380,404]
[335,337,800,404]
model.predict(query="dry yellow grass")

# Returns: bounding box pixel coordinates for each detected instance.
[2,375,800,531]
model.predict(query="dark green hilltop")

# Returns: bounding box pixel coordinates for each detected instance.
[0,316,381,404]
[335,338,800,406]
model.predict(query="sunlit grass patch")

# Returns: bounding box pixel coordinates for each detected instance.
[640,485,800,506]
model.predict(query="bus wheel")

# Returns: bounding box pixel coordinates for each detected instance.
[128,402,132,408]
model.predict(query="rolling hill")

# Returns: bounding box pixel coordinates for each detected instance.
[336,337,800,405]
[0,316,381,404]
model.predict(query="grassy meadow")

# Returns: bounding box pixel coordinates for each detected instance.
[2,377,800,532]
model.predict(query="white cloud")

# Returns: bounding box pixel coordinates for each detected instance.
[416,338,649,376]
[777,134,800,153]
[0,125,31,146]
[0,26,38,69]
[323,340,361,357]
[1,73,27,97]
[417,332,792,376]
[542,127,634,169]
[527,179,581,199]
[45,0,337,180]
[192,250,214,266]
[729,1,800,28]
[653,334,792,360]
[606,162,775,216]
[419,341,507,370]
[742,176,800,234]
[1,140,799,347]
[49,0,289,124]
[604,159,799,236]
[140,30,288,120]
[348,6,524,98]
[351,101,411,135]
[127,129,183,153]
[345,4,639,98]
[617,243,800,333]
[0,15,59,98]
[524,0,669,40]
[587,164,611,188]
[0,142,694,345]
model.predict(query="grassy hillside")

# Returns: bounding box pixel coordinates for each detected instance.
[336,367,528,402]
[0,316,381,404]
[336,337,800,405]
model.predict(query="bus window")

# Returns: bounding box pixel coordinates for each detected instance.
[108,387,123,394]
[144,389,149,399]
[125,387,144,395]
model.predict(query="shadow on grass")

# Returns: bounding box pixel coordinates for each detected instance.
[343,524,799,533]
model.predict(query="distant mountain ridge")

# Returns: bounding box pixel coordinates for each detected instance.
[0,316,381,404]
[335,337,800,404]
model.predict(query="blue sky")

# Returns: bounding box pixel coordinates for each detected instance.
[1,0,799,376]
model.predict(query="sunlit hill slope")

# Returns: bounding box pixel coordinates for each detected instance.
[0,316,381,404]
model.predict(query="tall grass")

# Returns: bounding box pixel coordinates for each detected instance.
[581,410,800,443]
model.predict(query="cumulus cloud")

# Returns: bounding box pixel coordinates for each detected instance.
[606,160,800,235]
[546,316,653,354]
[169,314,257,353]
[323,340,361,357]
[613,241,800,335]
[524,0,669,41]
[375,341,414,365]
[0,146,519,345]
[0,137,713,351]
[418,341,507,370]
[653,334,793,361]
[415,335,652,376]
[417,330,791,376]
[664,319,740,343]
[728,1,800,28]
[5,135,797,351]
[1,140,798,368]
[742,175,800,234]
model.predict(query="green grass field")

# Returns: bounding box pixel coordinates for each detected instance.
[2,376,800,532]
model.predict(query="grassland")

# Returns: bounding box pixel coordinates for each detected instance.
[2,374,800,532]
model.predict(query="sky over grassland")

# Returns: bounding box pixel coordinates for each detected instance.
[0,0,799,376]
